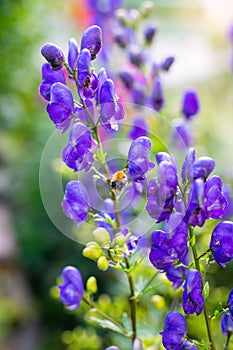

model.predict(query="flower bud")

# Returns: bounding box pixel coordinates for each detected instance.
[144,24,157,45]
[114,233,126,246]
[181,89,200,119]
[160,56,175,71]
[115,8,129,26]
[97,256,109,271]
[151,295,165,310]
[41,43,65,70]
[81,25,102,60]
[139,1,154,17]
[86,276,98,294]
[93,228,110,247]
[83,242,102,260]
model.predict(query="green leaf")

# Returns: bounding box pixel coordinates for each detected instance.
[217,302,223,311]
[203,281,209,299]
[88,316,126,335]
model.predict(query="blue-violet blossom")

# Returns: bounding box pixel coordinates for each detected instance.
[182,269,204,316]
[59,266,84,311]
[210,221,233,267]
[161,312,187,350]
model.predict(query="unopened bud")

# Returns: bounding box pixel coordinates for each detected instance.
[139,1,154,17]
[86,276,98,294]
[97,256,109,271]
[93,228,110,247]
[115,8,129,26]
[41,43,65,70]
[151,295,165,310]
[83,242,102,260]
[114,233,126,246]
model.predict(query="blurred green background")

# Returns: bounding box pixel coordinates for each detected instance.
[0,0,233,349]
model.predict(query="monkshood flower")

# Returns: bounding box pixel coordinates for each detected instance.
[99,79,124,130]
[62,181,90,226]
[127,136,153,182]
[166,265,187,290]
[172,119,191,149]
[68,38,79,74]
[77,48,99,99]
[39,63,66,101]
[160,56,175,71]
[150,77,164,111]
[144,24,157,45]
[62,122,94,171]
[181,148,215,184]
[161,312,187,350]
[228,288,233,319]
[182,269,204,316]
[127,115,148,140]
[46,82,74,132]
[221,313,233,336]
[204,176,227,220]
[41,43,65,70]
[128,46,145,68]
[147,155,178,222]
[80,25,102,60]
[118,70,134,90]
[186,178,206,227]
[209,221,233,267]
[59,266,84,311]
[149,214,188,271]
[222,183,233,220]
[181,89,200,119]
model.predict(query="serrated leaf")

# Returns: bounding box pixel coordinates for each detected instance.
[203,281,209,299]
[88,316,126,335]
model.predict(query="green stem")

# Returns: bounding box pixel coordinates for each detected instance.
[125,257,137,343]
[189,226,216,350]
[82,297,129,336]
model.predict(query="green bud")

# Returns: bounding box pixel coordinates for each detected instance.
[93,228,110,247]
[114,233,126,246]
[115,8,129,26]
[83,242,102,261]
[86,276,98,294]
[97,256,109,271]
[151,295,165,310]
[139,1,154,17]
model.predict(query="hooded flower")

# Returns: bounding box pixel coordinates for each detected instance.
[147,155,178,222]
[127,136,153,182]
[68,38,79,73]
[181,89,200,119]
[150,77,164,111]
[161,312,187,350]
[77,48,99,99]
[46,82,74,132]
[41,43,65,70]
[80,25,102,60]
[210,221,233,267]
[62,181,90,226]
[99,79,124,130]
[182,269,204,316]
[127,115,148,140]
[62,122,94,172]
[204,176,227,220]
[221,313,233,336]
[39,63,66,101]
[59,266,84,311]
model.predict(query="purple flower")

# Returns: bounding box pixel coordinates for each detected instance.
[221,313,233,336]
[62,122,94,172]
[181,89,200,119]
[127,115,148,140]
[118,70,134,89]
[150,77,164,111]
[186,178,206,227]
[128,46,145,68]
[62,181,90,226]
[181,148,196,184]
[222,183,233,220]
[59,266,84,311]
[144,24,157,45]
[132,87,146,106]
[228,289,233,319]
[204,176,227,220]
[46,82,74,132]
[77,48,99,99]
[39,63,66,101]
[80,25,102,60]
[127,136,152,182]
[160,56,175,71]
[41,43,65,70]
[68,38,79,73]
[149,214,188,271]
[210,221,233,267]
[172,119,191,149]
[147,159,178,222]
[161,312,187,350]
[166,265,187,289]
[99,79,124,130]
[182,269,204,316]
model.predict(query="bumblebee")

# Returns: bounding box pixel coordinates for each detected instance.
[110,170,128,195]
